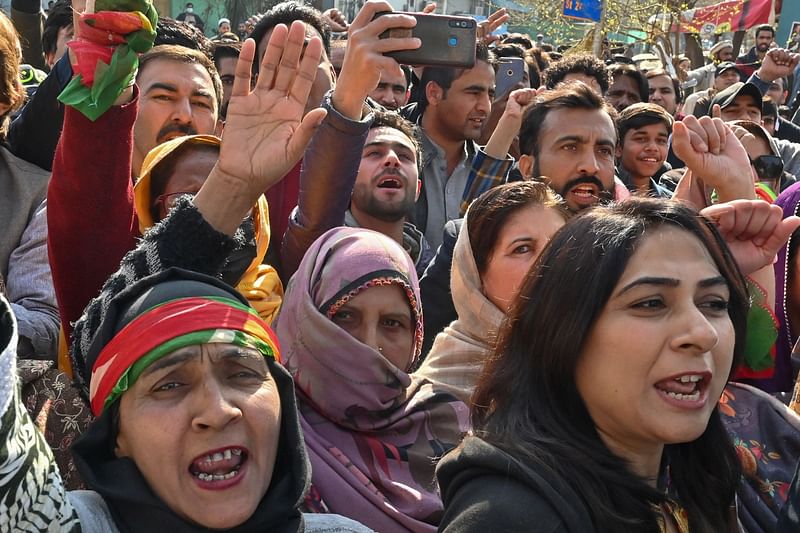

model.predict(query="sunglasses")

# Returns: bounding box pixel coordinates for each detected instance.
[750,155,783,183]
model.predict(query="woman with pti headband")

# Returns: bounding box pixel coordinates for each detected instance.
[0,269,370,531]
[1,18,372,533]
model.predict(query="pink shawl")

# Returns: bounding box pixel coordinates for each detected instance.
[274,227,469,532]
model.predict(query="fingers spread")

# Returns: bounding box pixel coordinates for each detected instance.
[272,21,308,93]
[257,23,288,91]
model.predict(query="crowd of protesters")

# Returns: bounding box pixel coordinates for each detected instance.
[3,0,800,531]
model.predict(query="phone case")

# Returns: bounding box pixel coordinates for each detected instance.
[376,12,477,68]
[495,57,525,98]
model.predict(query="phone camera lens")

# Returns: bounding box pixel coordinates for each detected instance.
[507,69,513,76]
[448,36,458,47]
[460,21,467,27]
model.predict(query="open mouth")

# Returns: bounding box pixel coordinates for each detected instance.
[653,372,711,406]
[377,176,403,189]
[468,117,485,128]
[569,184,599,199]
[189,446,248,486]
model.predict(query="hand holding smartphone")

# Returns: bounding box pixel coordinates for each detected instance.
[374,12,477,68]
[495,57,526,100]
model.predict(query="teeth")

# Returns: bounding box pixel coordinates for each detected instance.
[665,390,700,401]
[676,375,702,383]
[195,469,238,482]
[224,449,232,460]
[232,449,242,456]
[201,448,240,464]
[212,452,224,462]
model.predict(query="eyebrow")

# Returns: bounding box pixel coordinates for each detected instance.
[363,140,416,153]
[617,275,727,296]
[554,134,615,148]
[145,82,214,101]
[141,349,199,377]
[141,346,265,378]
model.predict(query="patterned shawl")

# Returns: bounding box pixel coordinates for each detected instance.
[274,227,469,532]
[416,209,505,403]
[771,182,800,392]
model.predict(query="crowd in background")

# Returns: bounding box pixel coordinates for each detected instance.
[2,0,800,532]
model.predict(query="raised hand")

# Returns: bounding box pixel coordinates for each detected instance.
[322,8,349,32]
[484,88,539,159]
[333,0,419,119]
[756,48,800,83]
[477,8,508,45]
[672,112,755,202]
[701,200,800,275]
[194,22,328,235]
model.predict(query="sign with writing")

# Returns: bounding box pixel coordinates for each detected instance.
[562,0,602,22]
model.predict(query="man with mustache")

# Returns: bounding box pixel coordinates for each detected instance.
[518,82,618,212]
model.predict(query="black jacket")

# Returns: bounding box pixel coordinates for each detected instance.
[437,436,595,532]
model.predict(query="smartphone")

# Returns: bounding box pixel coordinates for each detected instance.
[374,12,477,68]
[495,57,525,99]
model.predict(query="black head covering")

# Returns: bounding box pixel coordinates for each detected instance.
[71,268,309,533]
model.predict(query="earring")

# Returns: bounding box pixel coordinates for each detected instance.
[378,347,384,353]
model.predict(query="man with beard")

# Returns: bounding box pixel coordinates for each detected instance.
[280,4,433,279]
[517,82,618,212]
[737,24,775,80]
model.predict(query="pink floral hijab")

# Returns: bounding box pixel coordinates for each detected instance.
[274,227,469,532]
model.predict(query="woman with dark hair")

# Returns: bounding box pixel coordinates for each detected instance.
[437,198,797,532]
[416,181,567,401]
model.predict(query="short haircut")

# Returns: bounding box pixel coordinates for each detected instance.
[418,42,495,115]
[755,24,775,37]
[608,63,649,103]
[211,40,243,66]
[502,33,533,50]
[542,54,610,94]
[369,110,422,174]
[645,68,683,104]
[250,1,331,56]
[467,181,568,275]
[138,45,222,113]
[42,0,72,56]
[400,64,412,88]
[761,97,778,119]
[616,102,674,146]
[155,17,212,54]
[519,81,618,157]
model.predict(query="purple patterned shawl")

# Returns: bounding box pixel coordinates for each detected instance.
[771,183,800,392]
[274,227,469,532]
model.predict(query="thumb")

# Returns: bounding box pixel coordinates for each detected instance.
[285,107,328,164]
[711,104,721,119]
[760,216,800,257]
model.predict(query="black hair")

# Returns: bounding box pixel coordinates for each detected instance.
[519,81,618,157]
[42,0,72,57]
[155,17,212,55]
[369,110,422,174]
[755,24,775,38]
[609,63,649,103]
[418,42,495,115]
[467,181,568,275]
[542,53,610,94]
[645,68,683,105]
[249,1,331,57]
[616,102,674,148]
[473,198,745,532]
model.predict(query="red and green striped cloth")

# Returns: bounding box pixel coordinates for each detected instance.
[59,0,158,120]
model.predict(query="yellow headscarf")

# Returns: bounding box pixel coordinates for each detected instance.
[58,135,283,376]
